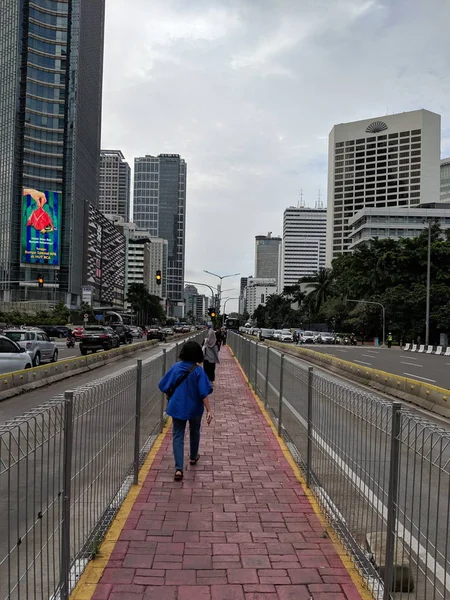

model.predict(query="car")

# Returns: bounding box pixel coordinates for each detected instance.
[39,325,71,339]
[259,328,275,341]
[73,326,85,339]
[163,327,174,336]
[299,331,315,344]
[79,326,120,355]
[0,335,33,373]
[109,323,133,344]
[273,330,283,340]
[280,329,293,343]
[3,329,58,366]
[129,326,143,339]
[147,328,167,342]
[317,332,336,344]
[181,326,191,333]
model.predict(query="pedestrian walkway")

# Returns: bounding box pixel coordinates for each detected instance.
[72,346,369,600]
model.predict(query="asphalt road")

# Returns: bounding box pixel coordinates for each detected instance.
[296,344,450,390]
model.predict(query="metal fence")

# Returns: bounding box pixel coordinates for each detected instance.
[229,332,450,600]
[0,332,203,600]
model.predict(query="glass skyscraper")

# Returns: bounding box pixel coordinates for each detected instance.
[133,154,187,312]
[0,0,105,307]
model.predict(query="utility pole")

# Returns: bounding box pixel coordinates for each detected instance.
[425,222,431,346]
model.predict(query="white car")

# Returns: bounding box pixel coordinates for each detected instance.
[273,330,283,340]
[4,329,58,366]
[0,335,33,373]
[280,329,293,343]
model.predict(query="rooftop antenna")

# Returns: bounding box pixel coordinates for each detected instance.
[315,189,324,209]
[298,189,305,208]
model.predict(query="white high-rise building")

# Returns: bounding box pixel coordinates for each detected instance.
[281,207,326,289]
[99,150,131,221]
[246,278,277,316]
[326,109,441,265]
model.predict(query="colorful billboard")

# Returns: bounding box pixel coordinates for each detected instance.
[21,188,61,265]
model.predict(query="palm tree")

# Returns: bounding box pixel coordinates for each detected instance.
[301,268,333,315]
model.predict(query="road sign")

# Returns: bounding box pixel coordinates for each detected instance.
[84,313,88,320]
[95,315,103,321]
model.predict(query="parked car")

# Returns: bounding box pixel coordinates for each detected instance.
[39,325,71,339]
[317,332,336,344]
[0,335,33,373]
[147,328,167,342]
[4,329,58,366]
[109,323,133,344]
[280,329,293,343]
[79,326,120,355]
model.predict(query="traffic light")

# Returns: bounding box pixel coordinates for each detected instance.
[37,274,44,288]
[156,270,162,285]
[208,307,216,318]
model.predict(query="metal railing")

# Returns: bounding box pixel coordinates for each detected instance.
[229,332,450,600]
[0,332,204,600]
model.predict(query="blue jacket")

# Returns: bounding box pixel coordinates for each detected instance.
[159,361,212,420]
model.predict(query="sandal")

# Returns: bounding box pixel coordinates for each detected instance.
[190,455,200,466]
[174,470,183,481]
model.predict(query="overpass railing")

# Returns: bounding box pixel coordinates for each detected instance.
[0,332,204,600]
[229,332,450,600]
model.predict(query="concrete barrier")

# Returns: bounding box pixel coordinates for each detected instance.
[266,341,450,419]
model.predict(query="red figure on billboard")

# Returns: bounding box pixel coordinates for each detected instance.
[23,188,54,233]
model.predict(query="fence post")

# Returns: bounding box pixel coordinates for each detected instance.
[277,354,285,436]
[254,342,258,391]
[133,359,143,485]
[264,347,270,408]
[306,367,314,488]
[160,349,167,433]
[383,402,402,600]
[60,391,74,600]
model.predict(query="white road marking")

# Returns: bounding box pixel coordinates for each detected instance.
[354,359,371,366]
[400,355,419,359]
[362,353,377,358]
[401,361,423,368]
[403,373,436,383]
[252,356,449,593]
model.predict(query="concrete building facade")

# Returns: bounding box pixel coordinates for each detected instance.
[326,109,441,265]
[255,234,281,282]
[281,207,326,289]
[99,150,131,221]
[0,0,106,307]
[348,204,450,250]
[246,277,277,317]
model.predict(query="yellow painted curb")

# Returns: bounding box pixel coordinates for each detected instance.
[232,353,373,600]
[70,420,171,600]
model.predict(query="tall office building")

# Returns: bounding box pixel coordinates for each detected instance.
[441,158,450,202]
[281,207,326,288]
[0,0,106,306]
[239,276,248,315]
[255,234,281,282]
[326,109,441,265]
[133,154,187,315]
[99,150,131,220]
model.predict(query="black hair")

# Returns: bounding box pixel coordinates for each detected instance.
[179,341,204,364]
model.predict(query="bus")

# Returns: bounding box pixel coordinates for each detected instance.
[225,317,240,332]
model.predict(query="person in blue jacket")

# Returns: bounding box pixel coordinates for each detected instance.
[159,341,213,481]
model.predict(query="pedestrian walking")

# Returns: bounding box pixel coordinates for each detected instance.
[158,341,213,481]
[222,328,227,346]
[215,328,223,350]
[203,328,220,384]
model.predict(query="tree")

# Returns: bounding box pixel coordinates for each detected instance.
[126,283,165,324]
[301,268,334,317]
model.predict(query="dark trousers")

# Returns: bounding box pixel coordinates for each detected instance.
[203,360,216,382]
[172,416,202,471]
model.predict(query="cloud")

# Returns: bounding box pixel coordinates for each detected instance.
[101,0,450,314]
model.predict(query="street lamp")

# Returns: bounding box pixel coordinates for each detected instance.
[347,299,386,347]
[222,297,240,325]
[203,270,240,312]
[423,220,433,347]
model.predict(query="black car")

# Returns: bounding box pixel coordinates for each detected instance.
[40,325,72,339]
[79,326,120,355]
[109,323,133,345]
[147,328,167,342]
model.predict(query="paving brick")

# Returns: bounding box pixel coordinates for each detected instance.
[89,347,363,600]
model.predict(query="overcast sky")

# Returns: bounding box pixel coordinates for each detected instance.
[101,0,450,313]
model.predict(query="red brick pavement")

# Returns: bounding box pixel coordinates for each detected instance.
[87,346,366,600]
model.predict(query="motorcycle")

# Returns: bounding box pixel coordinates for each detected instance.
[66,337,75,348]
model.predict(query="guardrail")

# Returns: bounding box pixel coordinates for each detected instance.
[0,332,204,600]
[229,332,450,600]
